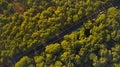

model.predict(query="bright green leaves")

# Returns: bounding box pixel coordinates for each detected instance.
[34,56,45,67]
[112,45,120,63]
[61,40,70,51]
[89,53,98,66]
[107,7,119,18]
[54,61,63,67]
[15,56,35,67]
[73,15,79,22]
[96,14,106,24]
[45,43,62,55]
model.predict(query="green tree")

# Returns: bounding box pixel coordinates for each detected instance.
[15,56,34,67]
[45,43,61,55]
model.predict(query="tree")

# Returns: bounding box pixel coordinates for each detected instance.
[34,56,45,67]
[54,61,63,67]
[45,43,61,55]
[73,15,79,22]
[15,56,34,67]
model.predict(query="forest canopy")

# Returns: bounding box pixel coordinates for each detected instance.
[0,0,120,67]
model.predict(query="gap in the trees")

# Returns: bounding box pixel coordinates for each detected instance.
[84,29,91,37]
[106,38,116,50]
[94,48,100,58]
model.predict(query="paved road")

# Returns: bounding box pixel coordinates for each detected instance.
[7,0,120,66]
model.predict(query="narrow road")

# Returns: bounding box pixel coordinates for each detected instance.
[8,0,120,66]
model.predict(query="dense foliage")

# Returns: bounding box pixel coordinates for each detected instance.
[15,7,120,67]
[0,0,120,67]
